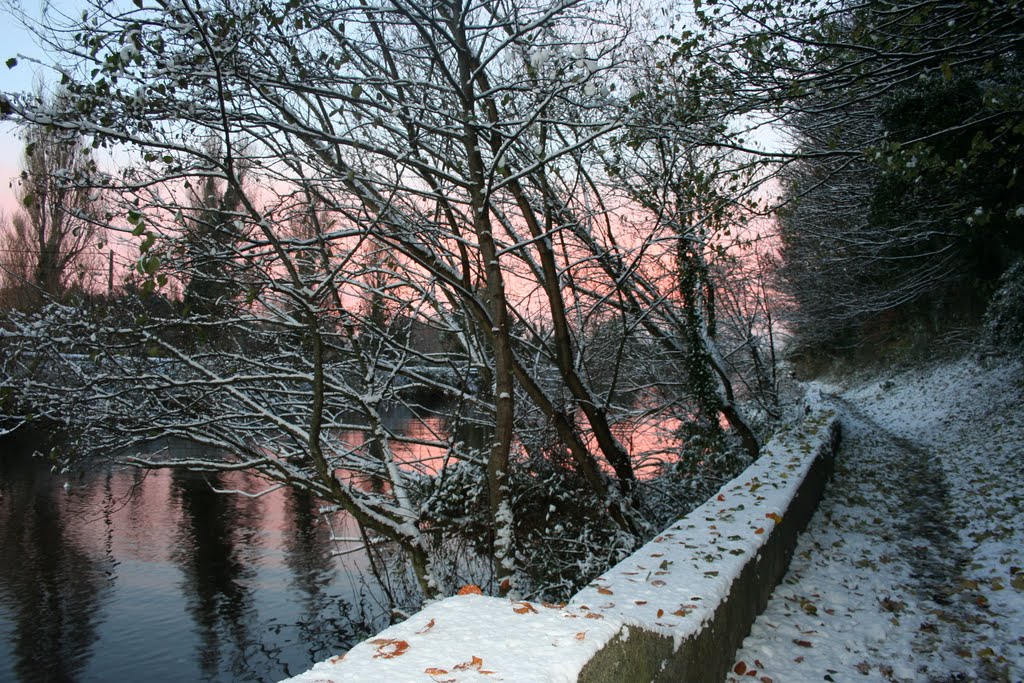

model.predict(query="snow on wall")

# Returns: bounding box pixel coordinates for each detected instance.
[281,405,839,683]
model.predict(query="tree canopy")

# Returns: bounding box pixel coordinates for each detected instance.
[3,0,1017,611]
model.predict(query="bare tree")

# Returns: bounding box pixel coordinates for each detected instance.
[0,0,782,606]
[0,107,104,308]
[683,0,1024,352]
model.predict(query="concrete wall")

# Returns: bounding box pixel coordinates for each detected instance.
[578,417,840,683]
[281,408,841,683]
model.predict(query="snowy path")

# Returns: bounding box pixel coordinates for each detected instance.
[729,358,1024,683]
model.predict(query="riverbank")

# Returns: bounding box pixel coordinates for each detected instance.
[730,354,1024,682]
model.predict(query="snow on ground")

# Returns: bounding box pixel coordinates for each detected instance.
[730,354,1024,683]
[281,406,839,682]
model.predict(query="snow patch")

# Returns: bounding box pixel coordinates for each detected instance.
[280,404,839,682]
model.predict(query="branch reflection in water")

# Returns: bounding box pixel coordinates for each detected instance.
[0,430,381,682]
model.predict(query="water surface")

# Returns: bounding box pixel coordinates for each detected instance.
[0,436,378,683]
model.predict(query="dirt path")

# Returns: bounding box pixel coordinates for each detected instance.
[728,399,1006,683]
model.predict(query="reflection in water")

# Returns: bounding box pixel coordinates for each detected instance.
[280,488,371,674]
[171,470,256,680]
[0,447,108,683]
[0,436,381,683]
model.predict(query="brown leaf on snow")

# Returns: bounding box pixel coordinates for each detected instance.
[657,608,664,618]
[792,639,813,648]
[416,618,436,634]
[575,632,586,641]
[584,612,604,619]
[512,601,538,614]
[453,656,484,671]
[424,668,449,675]
[754,527,765,535]
[634,600,648,605]
[597,586,613,595]
[734,661,748,675]
[370,639,409,659]
[650,579,666,587]
[457,584,483,596]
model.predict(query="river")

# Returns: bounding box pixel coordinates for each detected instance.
[0,431,383,683]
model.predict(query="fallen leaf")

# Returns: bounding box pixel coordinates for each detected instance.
[792,639,812,648]
[879,597,906,613]
[651,579,666,587]
[760,677,773,683]
[457,585,483,596]
[575,632,586,640]
[734,661,747,675]
[584,612,604,619]
[425,668,449,675]
[512,601,538,614]
[416,618,436,634]
[766,512,782,523]
[794,656,805,663]
[597,587,614,595]
[657,608,664,618]
[634,600,648,605]
[370,639,409,659]
[754,527,765,535]
[453,656,484,671]
[717,494,726,501]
